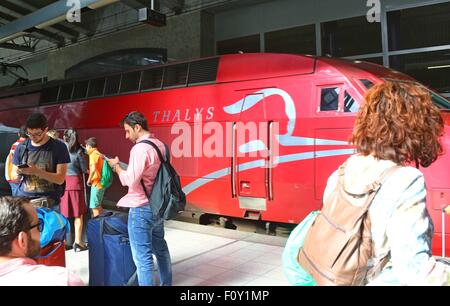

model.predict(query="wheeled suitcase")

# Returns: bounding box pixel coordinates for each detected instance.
[35,241,66,267]
[87,211,137,286]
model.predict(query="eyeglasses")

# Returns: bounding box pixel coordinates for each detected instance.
[0,219,44,238]
[26,130,45,138]
[27,219,44,233]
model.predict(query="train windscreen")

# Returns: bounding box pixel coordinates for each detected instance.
[429,90,450,110]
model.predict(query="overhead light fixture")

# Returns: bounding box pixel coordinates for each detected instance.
[427,64,450,70]
[139,8,166,27]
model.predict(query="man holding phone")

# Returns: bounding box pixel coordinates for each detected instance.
[11,113,70,211]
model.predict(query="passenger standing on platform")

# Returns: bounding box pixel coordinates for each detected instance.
[61,128,89,252]
[107,111,172,286]
[4,125,28,196]
[85,137,105,218]
[11,113,70,211]
[319,81,449,285]
[0,196,84,286]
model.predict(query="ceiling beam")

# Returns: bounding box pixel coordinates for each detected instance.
[28,28,65,47]
[121,0,158,9]
[0,42,34,52]
[0,0,79,41]
[0,0,118,42]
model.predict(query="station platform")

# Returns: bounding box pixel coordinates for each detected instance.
[65,219,290,286]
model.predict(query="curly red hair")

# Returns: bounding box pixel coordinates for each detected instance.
[349,81,444,167]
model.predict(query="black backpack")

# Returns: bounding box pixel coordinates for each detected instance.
[139,140,186,220]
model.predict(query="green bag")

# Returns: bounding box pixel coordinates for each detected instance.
[282,210,319,286]
[100,159,113,189]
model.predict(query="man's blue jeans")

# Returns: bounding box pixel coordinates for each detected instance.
[128,204,172,286]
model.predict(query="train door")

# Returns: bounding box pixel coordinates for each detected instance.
[232,93,272,219]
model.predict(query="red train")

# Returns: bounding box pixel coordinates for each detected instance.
[0,53,449,255]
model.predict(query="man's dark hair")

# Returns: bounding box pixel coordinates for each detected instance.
[0,197,32,256]
[18,125,28,139]
[84,137,97,148]
[121,111,149,131]
[26,112,48,130]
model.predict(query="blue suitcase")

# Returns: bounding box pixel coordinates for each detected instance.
[88,211,137,286]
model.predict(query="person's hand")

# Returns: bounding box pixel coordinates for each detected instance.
[108,157,120,168]
[16,164,40,176]
[87,180,92,187]
[445,205,450,215]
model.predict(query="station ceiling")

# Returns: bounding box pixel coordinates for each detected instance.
[0,0,271,62]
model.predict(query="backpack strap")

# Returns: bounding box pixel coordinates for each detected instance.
[338,162,401,210]
[138,139,168,197]
[138,139,168,164]
[338,162,401,196]
[19,138,30,165]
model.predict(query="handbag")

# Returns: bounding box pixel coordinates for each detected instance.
[282,210,318,286]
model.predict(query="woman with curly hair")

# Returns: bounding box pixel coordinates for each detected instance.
[320,81,448,285]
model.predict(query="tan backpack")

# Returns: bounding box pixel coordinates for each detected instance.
[297,162,399,286]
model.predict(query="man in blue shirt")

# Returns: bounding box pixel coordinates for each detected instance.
[11,113,70,211]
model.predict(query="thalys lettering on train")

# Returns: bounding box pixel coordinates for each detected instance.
[0,53,449,255]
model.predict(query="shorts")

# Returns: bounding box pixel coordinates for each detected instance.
[90,186,105,209]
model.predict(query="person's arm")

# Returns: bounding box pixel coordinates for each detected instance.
[111,145,151,187]
[10,164,19,180]
[11,144,24,180]
[386,173,449,285]
[17,163,68,185]
[87,162,95,186]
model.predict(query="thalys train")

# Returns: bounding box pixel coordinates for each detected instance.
[0,53,449,255]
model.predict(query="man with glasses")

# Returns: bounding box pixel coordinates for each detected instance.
[10,113,70,211]
[0,196,84,285]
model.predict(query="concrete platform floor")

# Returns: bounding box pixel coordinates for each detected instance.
[66,220,290,286]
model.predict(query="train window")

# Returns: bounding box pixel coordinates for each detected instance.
[58,83,74,102]
[344,91,359,113]
[88,78,106,98]
[163,64,188,88]
[141,68,163,91]
[40,85,59,105]
[120,71,141,93]
[320,87,340,111]
[188,58,219,85]
[104,75,121,96]
[72,80,89,100]
[360,79,374,89]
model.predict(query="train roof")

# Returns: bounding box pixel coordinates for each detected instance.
[0,53,433,103]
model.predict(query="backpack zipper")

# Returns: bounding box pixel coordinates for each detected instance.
[300,248,336,283]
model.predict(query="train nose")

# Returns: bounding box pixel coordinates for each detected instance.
[423,112,450,256]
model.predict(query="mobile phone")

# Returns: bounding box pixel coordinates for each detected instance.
[18,164,30,168]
